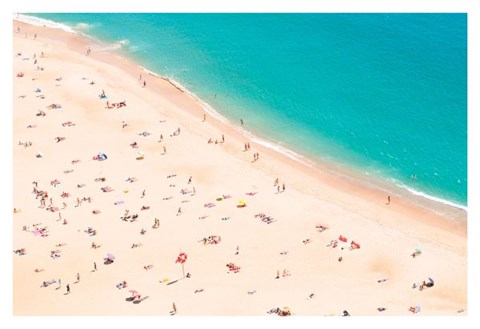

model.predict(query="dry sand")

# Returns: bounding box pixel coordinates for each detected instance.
[12,19,467,318]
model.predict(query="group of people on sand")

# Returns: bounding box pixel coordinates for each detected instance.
[267,306,292,316]
[226,263,241,273]
[412,278,435,291]
[273,178,286,193]
[14,248,26,256]
[254,213,275,224]
[105,100,126,109]
[116,281,128,289]
[200,235,222,245]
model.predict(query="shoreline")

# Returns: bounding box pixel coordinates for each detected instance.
[12,16,467,316]
[15,13,468,215]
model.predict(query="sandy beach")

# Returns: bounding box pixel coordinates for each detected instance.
[12,19,467,317]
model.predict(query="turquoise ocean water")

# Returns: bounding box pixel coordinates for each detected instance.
[22,13,467,208]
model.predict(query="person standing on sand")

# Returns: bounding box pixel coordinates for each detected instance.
[177,207,182,216]
[282,183,285,192]
[387,195,391,204]
[76,273,80,283]
[94,262,97,271]
[86,47,91,56]
[66,284,70,294]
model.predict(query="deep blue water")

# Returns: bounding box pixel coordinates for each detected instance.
[25,13,467,207]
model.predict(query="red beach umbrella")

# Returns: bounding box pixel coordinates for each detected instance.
[176,252,187,264]
[175,252,188,278]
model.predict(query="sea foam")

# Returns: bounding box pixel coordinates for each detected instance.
[15,13,77,34]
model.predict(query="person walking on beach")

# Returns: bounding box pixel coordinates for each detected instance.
[76,273,80,283]
[86,47,91,56]
[177,207,182,216]
[58,278,61,288]
[240,119,244,126]
[387,195,391,205]
[66,284,70,294]
[282,183,285,192]
[93,262,97,271]
[141,190,146,198]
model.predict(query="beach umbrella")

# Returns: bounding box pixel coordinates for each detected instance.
[175,252,188,278]
[97,152,107,161]
[427,277,434,287]
[129,289,138,296]
[107,253,115,261]
[237,199,246,208]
